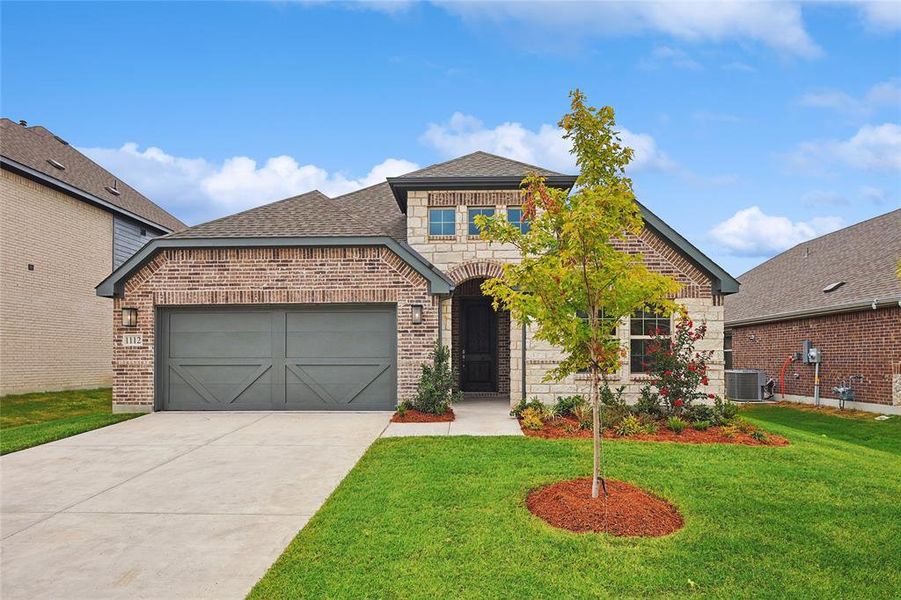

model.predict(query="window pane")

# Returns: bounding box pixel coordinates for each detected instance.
[630,308,670,336]
[468,208,495,235]
[507,207,530,233]
[429,209,455,236]
[630,339,650,373]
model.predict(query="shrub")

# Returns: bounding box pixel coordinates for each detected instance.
[553,395,586,417]
[684,404,715,423]
[520,407,545,430]
[692,420,711,431]
[396,403,407,418]
[643,315,715,414]
[634,386,663,418]
[721,424,739,439]
[733,417,756,434]
[600,385,627,407]
[750,430,768,442]
[712,396,738,425]
[573,403,593,430]
[667,416,687,434]
[599,404,630,429]
[511,397,545,418]
[615,414,644,437]
[412,342,461,415]
[641,420,660,434]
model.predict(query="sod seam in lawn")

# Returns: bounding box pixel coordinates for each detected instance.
[0,388,142,454]
[249,405,900,600]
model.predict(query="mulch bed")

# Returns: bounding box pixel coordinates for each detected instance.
[521,415,789,446]
[527,477,684,536]
[391,408,455,423]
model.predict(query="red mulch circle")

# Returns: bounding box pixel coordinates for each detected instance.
[391,408,455,423]
[527,477,684,536]
[521,415,789,446]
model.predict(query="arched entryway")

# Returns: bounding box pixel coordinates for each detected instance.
[451,277,510,399]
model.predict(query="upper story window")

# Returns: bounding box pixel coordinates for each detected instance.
[468,207,495,236]
[428,208,456,236]
[629,308,671,374]
[507,207,530,233]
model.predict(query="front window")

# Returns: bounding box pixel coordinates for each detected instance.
[429,208,455,236]
[468,207,495,236]
[506,207,530,233]
[629,308,671,374]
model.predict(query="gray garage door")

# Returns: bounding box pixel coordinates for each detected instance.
[158,305,396,411]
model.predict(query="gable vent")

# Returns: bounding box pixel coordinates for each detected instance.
[823,281,845,293]
[105,180,122,196]
[47,159,66,170]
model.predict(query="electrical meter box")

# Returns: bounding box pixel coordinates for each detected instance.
[802,340,822,364]
[808,347,822,364]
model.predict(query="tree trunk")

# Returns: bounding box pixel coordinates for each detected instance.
[591,366,601,499]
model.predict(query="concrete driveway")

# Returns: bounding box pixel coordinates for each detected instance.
[0,411,390,599]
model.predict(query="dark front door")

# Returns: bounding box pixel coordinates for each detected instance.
[461,299,497,392]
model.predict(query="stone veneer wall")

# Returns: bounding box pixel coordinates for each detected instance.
[112,246,436,412]
[406,189,725,406]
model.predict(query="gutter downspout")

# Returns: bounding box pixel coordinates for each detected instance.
[521,322,527,400]
[437,298,443,347]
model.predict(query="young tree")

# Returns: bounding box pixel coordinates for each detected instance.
[476,90,681,498]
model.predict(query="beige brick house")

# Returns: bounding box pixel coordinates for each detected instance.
[0,119,184,395]
[97,152,738,412]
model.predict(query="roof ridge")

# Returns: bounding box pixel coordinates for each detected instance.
[399,150,566,178]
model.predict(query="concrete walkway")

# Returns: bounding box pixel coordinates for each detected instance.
[0,411,390,600]
[382,399,523,437]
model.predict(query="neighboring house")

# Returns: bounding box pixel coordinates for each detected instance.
[0,119,185,395]
[97,151,739,413]
[725,209,901,413]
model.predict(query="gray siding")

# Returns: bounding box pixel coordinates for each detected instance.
[113,216,158,268]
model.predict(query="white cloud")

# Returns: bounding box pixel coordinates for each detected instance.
[80,143,417,224]
[801,190,847,206]
[432,0,821,57]
[420,112,674,173]
[710,206,844,257]
[788,123,901,173]
[721,61,757,73]
[640,45,703,70]
[858,1,901,31]
[798,78,901,116]
[858,185,892,205]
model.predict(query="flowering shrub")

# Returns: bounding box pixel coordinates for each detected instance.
[641,315,714,415]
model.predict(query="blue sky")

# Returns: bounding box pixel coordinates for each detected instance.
[2,1,899,276]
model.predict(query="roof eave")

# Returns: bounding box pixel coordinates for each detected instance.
[96,236,455,298]
[726,297,901,328]
[386,175,578,212]
[1,156,175,234]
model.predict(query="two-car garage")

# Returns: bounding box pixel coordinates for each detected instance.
[157,305,397,411]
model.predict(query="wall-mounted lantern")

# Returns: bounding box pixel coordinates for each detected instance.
[411,304,423,325]
[121,307,138,328]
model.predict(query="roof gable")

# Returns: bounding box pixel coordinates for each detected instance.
[398,151,563,178]
[725,209,901,325]
[0,118,185,232]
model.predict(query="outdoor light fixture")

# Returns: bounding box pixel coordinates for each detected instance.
[411,304,423,324]
[121,307,138,328]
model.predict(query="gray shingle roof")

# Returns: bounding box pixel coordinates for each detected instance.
[165,190,386,238]
[396,151,564,178]
[0,118,185,232]
[333,182,407,241]
[725,209,901,325]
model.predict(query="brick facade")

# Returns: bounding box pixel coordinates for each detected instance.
[0,169,114,395]
[731,306,901,407]
[111,246,436,411]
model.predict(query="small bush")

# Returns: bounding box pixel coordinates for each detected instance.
[412,342,461,415]
[553,395,585,417]
[511,397,545,418]
[634,386,662,417]
[733,417,756,434]
[520,407,545,430]
[573,403,593,430]
[641,420,660,434]
[750,430,768,442]
[713,396,738,425]
[692,420,711,431]
[721,424,739,439]
[667,416,687,434]
[684,404,715,423]
[615,414,644,437]
[396,403,407,417]
[600,385,627,407]
[599,404,630,429]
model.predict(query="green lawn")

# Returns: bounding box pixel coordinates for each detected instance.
[0,388,142,454]
[250,405,901,599]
